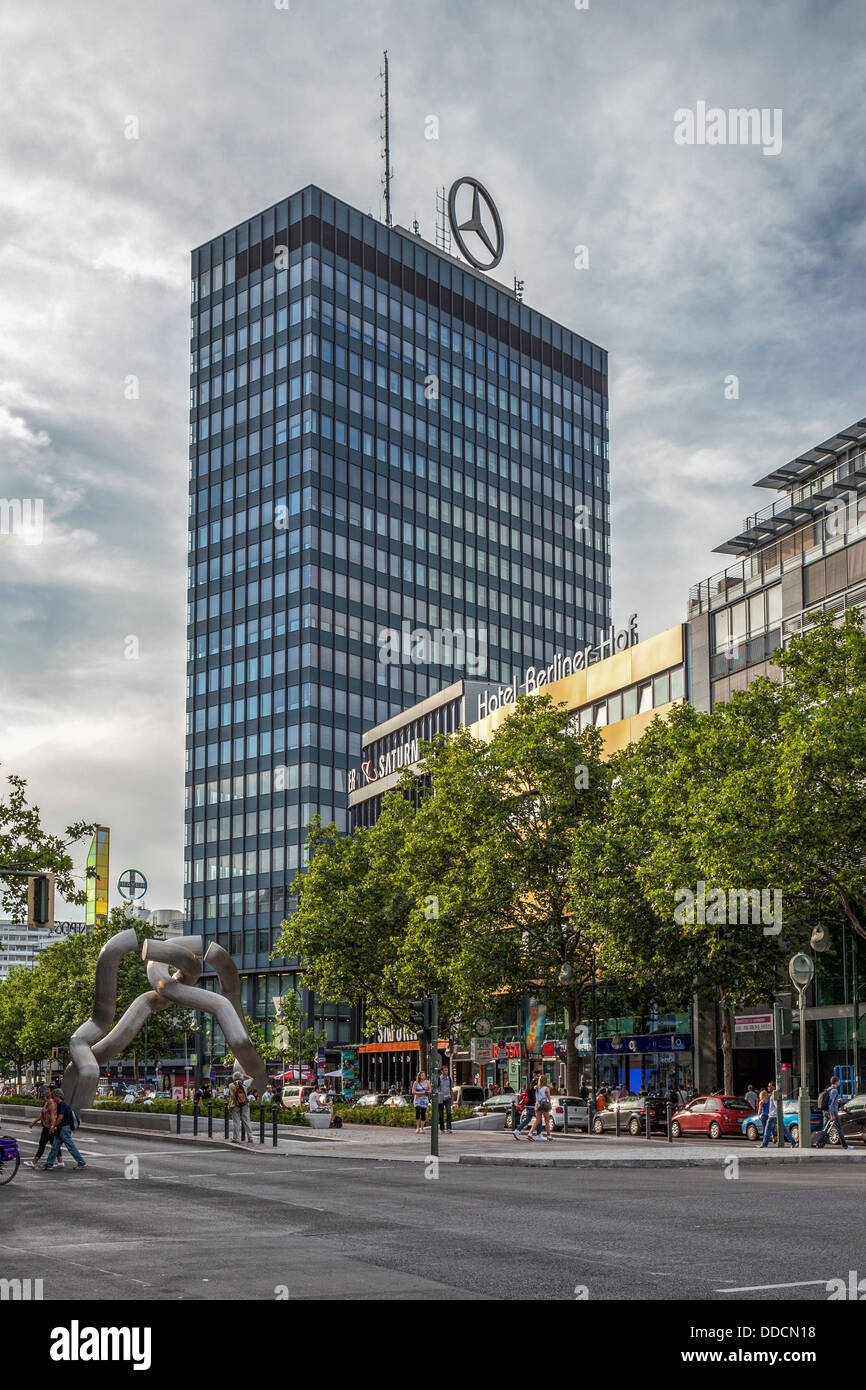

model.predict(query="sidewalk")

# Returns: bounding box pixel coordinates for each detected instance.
[4,1108,864,1167]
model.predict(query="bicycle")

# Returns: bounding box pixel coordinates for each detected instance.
[0,1136,20,1185]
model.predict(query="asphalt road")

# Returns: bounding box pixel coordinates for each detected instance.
[1,1126,864,1301]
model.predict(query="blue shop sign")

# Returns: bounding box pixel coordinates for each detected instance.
[596,1034,692,1055]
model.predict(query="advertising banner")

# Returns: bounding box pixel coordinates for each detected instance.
[524,998,547,1052]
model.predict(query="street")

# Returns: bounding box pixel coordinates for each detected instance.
[2,1126,865,1301]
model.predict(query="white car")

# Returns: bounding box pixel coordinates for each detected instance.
[549,1096,590,1131]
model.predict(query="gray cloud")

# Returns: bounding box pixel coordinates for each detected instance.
[1,0,864,907]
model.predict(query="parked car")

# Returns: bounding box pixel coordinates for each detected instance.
[740,1100,823,1144]
[282,1085,319,1109]
[550,1096,590,1131]
[670,1094,754,1139]
[455,1085,486,1107]
[591,1095,668,1136]
[350,1091,410,1108]
[478,1093,521,1127]
[825,1092,866,1145]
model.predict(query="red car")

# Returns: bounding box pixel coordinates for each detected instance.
[670,1094,754,1140]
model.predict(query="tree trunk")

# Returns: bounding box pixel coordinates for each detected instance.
[719,991,734,1095]
[566,985,582,1095]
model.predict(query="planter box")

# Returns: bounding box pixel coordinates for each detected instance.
[451,1113,506,1131]
[305,1112,331,1130]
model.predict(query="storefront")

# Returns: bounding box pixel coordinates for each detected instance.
[356,1032,449,1094]
[596,1033,693,1095]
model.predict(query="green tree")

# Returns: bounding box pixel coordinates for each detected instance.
[0,771,95,925]
[399,697,608,1090]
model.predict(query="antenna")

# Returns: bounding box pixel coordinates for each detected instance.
[380,50,392,227]
[435,185,451,253]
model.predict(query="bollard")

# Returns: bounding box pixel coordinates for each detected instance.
[645,1105,651,1141]
[272,1107,278,1148]
[224,1106,229,1141]
[511,1103,518,1133]
[193,1102,199,1137]
[615,1105,621,1139]
[207,1102,213,1139]
[667,1101,673,1143]
[176,1099,181,1135]
[259,1103,265,1146]
[563,1102,569,1135]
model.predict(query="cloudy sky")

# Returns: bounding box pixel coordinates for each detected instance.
[1,0,864,911]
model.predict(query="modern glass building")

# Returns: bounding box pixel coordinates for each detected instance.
[185,184,610,1070]
[688,416,866,1092]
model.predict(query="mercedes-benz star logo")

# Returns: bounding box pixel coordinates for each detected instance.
[447,177,504,271]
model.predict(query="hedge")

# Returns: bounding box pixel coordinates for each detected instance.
[338,1104,477,1127]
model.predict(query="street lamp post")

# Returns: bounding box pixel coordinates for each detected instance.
[789,953,815,1150]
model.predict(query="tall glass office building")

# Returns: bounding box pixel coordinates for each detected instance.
[186,184,610,1067]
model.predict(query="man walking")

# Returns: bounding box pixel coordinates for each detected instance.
[228,1073,255,1144]
[761,1083,795,1148]
[438,1062,454,1134]
[744,1083,759,1113]
[814,1077,850,1149]
[43,1089,86,1170]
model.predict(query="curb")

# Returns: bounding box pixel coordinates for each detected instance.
[458,1150,866,1168]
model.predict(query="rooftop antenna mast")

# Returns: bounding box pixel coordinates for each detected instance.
[380,50,392,227]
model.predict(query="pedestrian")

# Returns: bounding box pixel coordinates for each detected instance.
[261,1083,274,1104]
[438,1062,454,1134]
[42,1089,86,1170]
[744,1084,759,1112]
[513,1074,539,1138]
[25,1085,61,1169]
[814,1077,850,1149]
[228,1073,255,1144]
[412,1071,431,1135]
[272,1082,284,1108]
[520,1074,553,1142]
[761,1084,795,1147]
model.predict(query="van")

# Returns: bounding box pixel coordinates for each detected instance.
[455,1085,485,1107]
[282,1085,317,1109]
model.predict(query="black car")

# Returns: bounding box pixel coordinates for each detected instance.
[591,1094,670,1136]
[826,1092,866,1144]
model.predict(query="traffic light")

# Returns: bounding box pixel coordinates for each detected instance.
[52,1047,58,1059]
[410,997,432,1041]
[27,873,54,929]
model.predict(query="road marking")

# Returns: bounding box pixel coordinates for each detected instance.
[715,1280,831,1293]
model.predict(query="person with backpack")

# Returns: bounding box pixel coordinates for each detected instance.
[42,1088,86,1170]
[25,1085,62,1169]
[228,1074,254,1144]
[814,1077,850,1149]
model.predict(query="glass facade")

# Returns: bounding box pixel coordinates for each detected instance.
[185,184,610,1053]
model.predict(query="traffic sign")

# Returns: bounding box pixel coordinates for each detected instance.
[118,869,147,902]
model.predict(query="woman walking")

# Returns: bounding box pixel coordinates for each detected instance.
[24,1085,61,1169]
[412,1071,431,1136]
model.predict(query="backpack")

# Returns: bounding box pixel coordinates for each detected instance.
[234,1082,247,1106]
[817,1087,832,1112]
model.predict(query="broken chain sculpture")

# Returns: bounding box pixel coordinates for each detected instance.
[63,929,268,1112]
